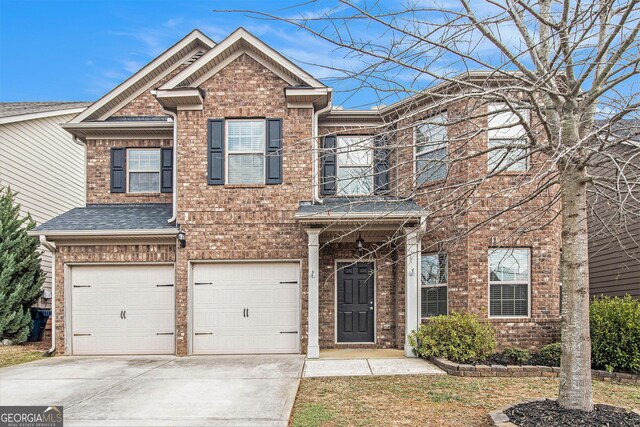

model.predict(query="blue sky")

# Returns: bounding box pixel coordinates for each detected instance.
[0,0,383,108]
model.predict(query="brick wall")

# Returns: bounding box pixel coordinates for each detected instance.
[85,138,173,204]
[173,53,314,355]
[54,244,176,354]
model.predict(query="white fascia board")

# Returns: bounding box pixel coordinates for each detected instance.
[160,27,325,90]
[29,229,179,238]
[0,108,87,125]
[71,30,216,124]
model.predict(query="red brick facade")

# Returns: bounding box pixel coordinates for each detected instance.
[54,44,561,356]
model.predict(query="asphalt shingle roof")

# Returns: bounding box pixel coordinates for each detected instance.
[297,198,423,215]
[0,102,91,119]
[34,204,176,232]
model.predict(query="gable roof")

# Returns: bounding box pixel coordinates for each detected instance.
[0,102,89,124]
[159,27,325,90]
[71,29,216,123]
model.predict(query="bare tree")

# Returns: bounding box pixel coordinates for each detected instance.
[222,0,640,411]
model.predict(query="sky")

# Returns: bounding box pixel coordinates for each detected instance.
[0,0,382,108]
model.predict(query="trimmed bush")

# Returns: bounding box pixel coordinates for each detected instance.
[408,311,496,363]
[534,342,561,367]
[503,347,531,364]
[590,295,640,374]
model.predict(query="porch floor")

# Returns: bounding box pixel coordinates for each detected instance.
[303,352,445,378]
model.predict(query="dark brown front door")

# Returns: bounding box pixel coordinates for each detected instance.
[337,262,374,343]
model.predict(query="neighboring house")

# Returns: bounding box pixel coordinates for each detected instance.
[588,123,640,299]
[31,28,561,357]
[0,102,89,307]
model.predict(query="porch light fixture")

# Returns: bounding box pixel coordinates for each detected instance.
[356,234,365,253]
[177,229,186,248]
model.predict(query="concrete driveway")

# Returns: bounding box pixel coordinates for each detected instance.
[0,355,305,426]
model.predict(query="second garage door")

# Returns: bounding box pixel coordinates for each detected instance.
[192,262,300,354]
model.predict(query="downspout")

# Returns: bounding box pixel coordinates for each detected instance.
[162,108,178,223]
[39,236,56,356]
[312,91,332,204]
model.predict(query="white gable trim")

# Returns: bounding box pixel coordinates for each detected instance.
[96,46,205,121]
[72,30,215,123]
[160,28,324,90]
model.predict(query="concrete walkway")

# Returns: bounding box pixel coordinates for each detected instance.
[303,355,445,378]
[0,355,304,426]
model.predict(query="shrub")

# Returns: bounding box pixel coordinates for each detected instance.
[503,347,531,364]
[408,311,496,363]
[590,295,640,374]
[535,342,561,367]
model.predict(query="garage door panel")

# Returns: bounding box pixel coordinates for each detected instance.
[71,265,175,355]
[192,262,300,354]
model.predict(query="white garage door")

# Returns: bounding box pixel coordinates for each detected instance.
[71,265,175,355]
[192,262,300,354]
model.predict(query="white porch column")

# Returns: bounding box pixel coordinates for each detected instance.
[404,229,421,357]
[306,228,321,359]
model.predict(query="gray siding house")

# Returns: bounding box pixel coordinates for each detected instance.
[0,102,89,306]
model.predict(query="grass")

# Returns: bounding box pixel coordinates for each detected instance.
[0,343,46,368]
[290,375,640,427]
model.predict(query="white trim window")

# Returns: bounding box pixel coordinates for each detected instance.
[226,120,265,184]
[487,104,529,172]
[336,136,373,196]
[489,248,531,317]
[415,114,448,185]
[421,253,448,317]
[127,148,161,193]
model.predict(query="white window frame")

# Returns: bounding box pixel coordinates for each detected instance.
[420,252,448,319]
[488,248,531,318]
[336,135,374,196]
[414,113,448,185]
[225,119,266,185]
[487,104,529,173]
[126,148,161,194]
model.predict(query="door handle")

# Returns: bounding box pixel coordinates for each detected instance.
[247,308,249,317]
[243,308,246,317]
[123,310,126,319]
[120,310,124,319]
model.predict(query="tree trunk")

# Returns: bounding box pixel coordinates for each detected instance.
[558,165,593,411]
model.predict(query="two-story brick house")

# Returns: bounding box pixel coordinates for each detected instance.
[32,28,561,357]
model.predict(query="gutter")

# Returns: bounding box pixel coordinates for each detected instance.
[160,107,179,224]
[39,236,56,357]
[312,90,333,204]
[28,229,179,238]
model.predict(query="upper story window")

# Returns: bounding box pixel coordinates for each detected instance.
[337,136,373,195]
[487,104,529,172]
[489,248,530,317]
[226,120,266,184]
[127,149,161,193]
[415,114,448,185]
[421,253,448,318]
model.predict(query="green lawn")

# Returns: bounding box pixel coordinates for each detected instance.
[291,375,640,427]
[0,344,45,368]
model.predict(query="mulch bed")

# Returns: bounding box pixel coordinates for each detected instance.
[482,352,558,367]
[505,399,640,427]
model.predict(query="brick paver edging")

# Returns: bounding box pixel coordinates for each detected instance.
[487,398,640,427]
[430,357,640,384]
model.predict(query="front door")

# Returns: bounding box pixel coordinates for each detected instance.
[337,262,375,343]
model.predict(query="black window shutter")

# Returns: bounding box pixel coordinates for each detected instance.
[207,119,225,185]
[374,135,390,194]
[110,148,126,193]
[161,148,173,193]
[320,135,337,195]
[265,118,283,184]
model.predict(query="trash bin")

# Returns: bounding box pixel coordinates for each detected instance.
[27,307,51,342]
